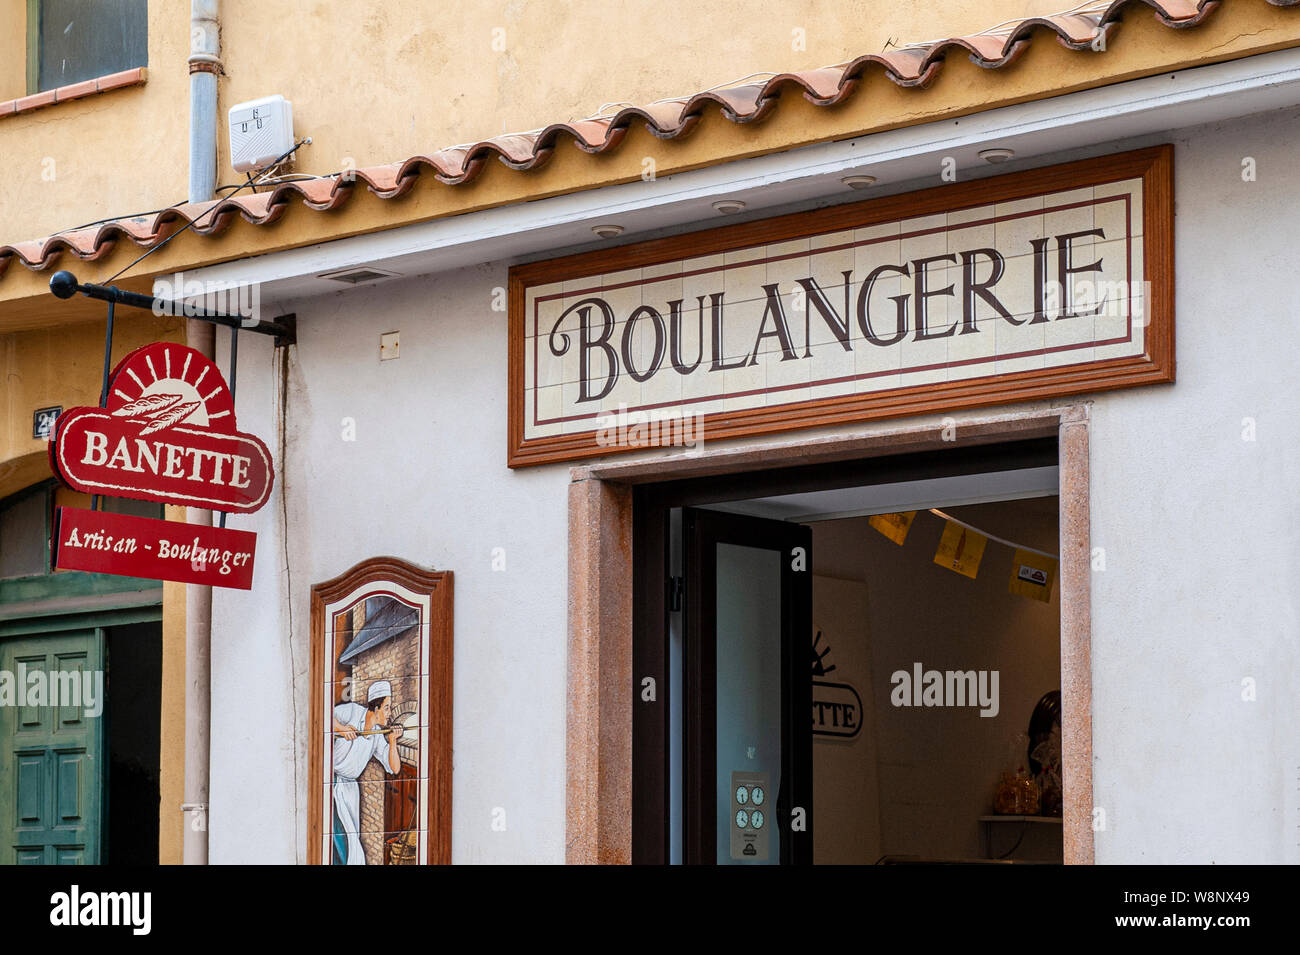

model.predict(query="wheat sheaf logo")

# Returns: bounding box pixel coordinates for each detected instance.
[104,342,234,430]
[113,394,203,435]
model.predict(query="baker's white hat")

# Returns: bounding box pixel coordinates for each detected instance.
[367,680,392,703]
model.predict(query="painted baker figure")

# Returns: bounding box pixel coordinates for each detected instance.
[331,679,402,865]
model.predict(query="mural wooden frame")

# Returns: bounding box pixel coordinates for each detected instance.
[308,556,453,865]
[508,145,1174,467]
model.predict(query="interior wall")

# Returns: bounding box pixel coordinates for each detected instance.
[811,498,1061,861]
[811,574,883,863]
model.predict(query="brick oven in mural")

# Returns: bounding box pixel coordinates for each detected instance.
[329,594,422,865]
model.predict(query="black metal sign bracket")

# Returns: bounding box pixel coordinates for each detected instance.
[50,269,294,518]
[50,270,296,345]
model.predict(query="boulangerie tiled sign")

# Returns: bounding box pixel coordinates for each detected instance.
[508,146,1172,466]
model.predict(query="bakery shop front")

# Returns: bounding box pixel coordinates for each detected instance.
[184,63,1297,864]
[530,145,1169,864]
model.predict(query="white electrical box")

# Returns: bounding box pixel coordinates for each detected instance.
[228,95,294,174]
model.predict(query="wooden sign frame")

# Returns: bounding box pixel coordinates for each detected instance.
[308,557,453,865]
[508,145,1173,467]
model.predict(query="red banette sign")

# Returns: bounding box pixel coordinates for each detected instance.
[52,507,257,589]
[47,341,273,589]
[49,342,274,512]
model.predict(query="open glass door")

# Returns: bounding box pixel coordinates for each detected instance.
[682,507,812,865]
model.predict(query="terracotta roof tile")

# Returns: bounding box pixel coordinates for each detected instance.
[2,0,1294,282]
[351,162,408,196]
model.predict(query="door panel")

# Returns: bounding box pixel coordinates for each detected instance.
[16,754,45,824]
[683,508,812,865]
[0,629,105,865]
[714,543,783,863]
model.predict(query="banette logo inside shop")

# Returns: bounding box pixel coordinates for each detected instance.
[523,176,1145,442]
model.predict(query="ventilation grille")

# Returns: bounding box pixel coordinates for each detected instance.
[317,267,401,285]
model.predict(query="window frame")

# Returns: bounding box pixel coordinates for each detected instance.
[25,0,148,96]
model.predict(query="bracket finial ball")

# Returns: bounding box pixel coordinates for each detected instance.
[50,270,78,299]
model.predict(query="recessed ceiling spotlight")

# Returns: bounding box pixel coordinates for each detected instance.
[712,199,747,215]
[591,224,625,239]
[979,148,1016,164]
[841,175,877,190]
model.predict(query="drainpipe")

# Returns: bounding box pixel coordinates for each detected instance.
[182,0,221,866]
[182,325,214,867]
[189,0,221,205]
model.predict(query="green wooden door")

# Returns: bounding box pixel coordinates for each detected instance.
[0,629,105,864]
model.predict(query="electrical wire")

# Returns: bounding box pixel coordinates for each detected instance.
[50,200,192,237]
[104,137,312,283]
[928,508,1059,560]
[213,173,339,196]
[48,167,337,236]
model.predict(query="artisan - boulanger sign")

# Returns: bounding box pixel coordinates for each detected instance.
[53,507,257,589]
[508,146,1172,466]
[49,342,272,589]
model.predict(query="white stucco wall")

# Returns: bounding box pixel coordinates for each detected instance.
[209,105,1300,864]
[209,265,573,864]
[1087,109,1300,864]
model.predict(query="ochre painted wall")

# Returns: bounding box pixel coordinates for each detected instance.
[217,0,1062,182]
[0,312,186,483]
[0,0,26,102]
[0,2,188,245]
[0,0,1062,245]
[160,569,187,866]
